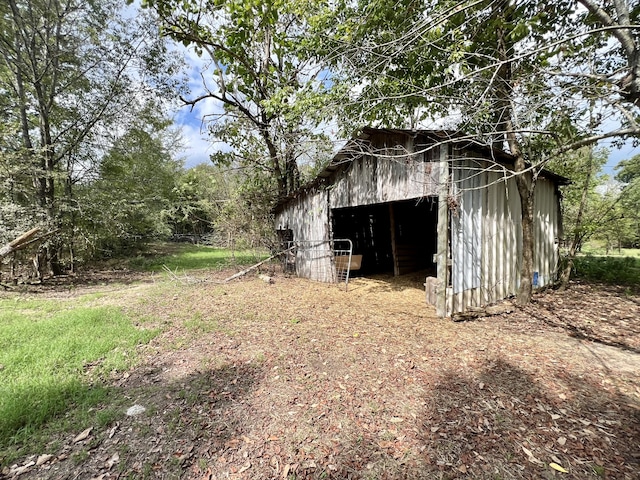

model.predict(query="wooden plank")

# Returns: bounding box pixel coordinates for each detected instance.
[425,276,438,305]
[334,254,362,271]
[436,146,449,317]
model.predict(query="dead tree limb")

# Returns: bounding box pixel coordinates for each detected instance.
[0,227,41,259]
[0,228,60,260]
[453,303,514,322]
[223,247,295,283]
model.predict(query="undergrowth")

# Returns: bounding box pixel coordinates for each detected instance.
[573,255,640,286]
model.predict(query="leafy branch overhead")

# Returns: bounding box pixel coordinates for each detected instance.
[143,0,335,200]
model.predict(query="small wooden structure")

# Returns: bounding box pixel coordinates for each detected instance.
[334,254,362,271]
[274,128,566,317]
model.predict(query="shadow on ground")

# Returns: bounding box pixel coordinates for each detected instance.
[323,358,639,480]
[417,358,638,479]
[21,362,263,479]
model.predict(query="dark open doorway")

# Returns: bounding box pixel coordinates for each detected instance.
[331,197,438,276]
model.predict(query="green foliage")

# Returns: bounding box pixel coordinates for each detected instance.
[145,0,334,200]
[0,301,157,450]
[315,0,639,155]
[573,255,640,286]
[170,164,221,237]
[547,147,610,249]
[616,154,640,184]
[0,0,185,273]
[615,154,640,248]
[170,164,279,250]
[76,104,183,259]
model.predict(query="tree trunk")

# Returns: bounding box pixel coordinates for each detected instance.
[259,124,287,200]
[65,164,76,274]
[517,179,535,305]
[494,3,537,306]
[285,155,300,194]
[509,139,537,305]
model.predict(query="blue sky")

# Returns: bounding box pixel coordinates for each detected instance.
[175,110,218,168]
[173,44,230,169]
[601,140,639,177]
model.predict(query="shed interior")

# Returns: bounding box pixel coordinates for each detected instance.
[331,197,438,276]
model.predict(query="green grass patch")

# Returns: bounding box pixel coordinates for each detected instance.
[573,254,640,286]
[580,242,640,258]
[127,243,267,272]
[0,298,157,461]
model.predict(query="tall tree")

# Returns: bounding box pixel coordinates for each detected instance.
[142,0,333,201]
[0,0,182,273]
[78,104,183,257]
[548,147,611,287]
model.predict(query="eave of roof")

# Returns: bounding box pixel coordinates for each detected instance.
[273,128,570,212]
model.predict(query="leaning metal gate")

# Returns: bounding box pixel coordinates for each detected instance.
[283,239,354,290]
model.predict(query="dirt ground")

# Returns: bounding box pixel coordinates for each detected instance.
[2,268,639,480]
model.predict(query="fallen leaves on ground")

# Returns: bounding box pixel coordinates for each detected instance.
[2,271,639,479]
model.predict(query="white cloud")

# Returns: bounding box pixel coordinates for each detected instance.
[178,122,212,168]
[168,42,234,169]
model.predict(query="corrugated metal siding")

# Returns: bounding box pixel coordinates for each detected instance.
[448,168,560,315]
[533,178,560,288]
[330,146,439,209]
[451,158,483,295]
[478,168,522,308]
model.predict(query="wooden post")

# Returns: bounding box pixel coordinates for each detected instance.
[388,203,399,276]
[436,145,450,317]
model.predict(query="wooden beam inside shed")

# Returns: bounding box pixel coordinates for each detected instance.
[389,203,399,276]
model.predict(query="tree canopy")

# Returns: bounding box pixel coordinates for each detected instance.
[142,0,335,200]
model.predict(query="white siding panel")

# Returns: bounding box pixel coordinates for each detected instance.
[275,188,333,282]
[534,179,560,287]
[451,159,483,295]
[449,171,559,315]
[330,151,439,208]
[449,158,485,314]
[450,165,524,315]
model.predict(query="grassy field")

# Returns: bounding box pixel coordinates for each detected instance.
[580,244,640,257]
[126,242,268,272]
[0,297,157,460]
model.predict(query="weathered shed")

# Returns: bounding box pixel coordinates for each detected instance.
[274,127,566,317]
